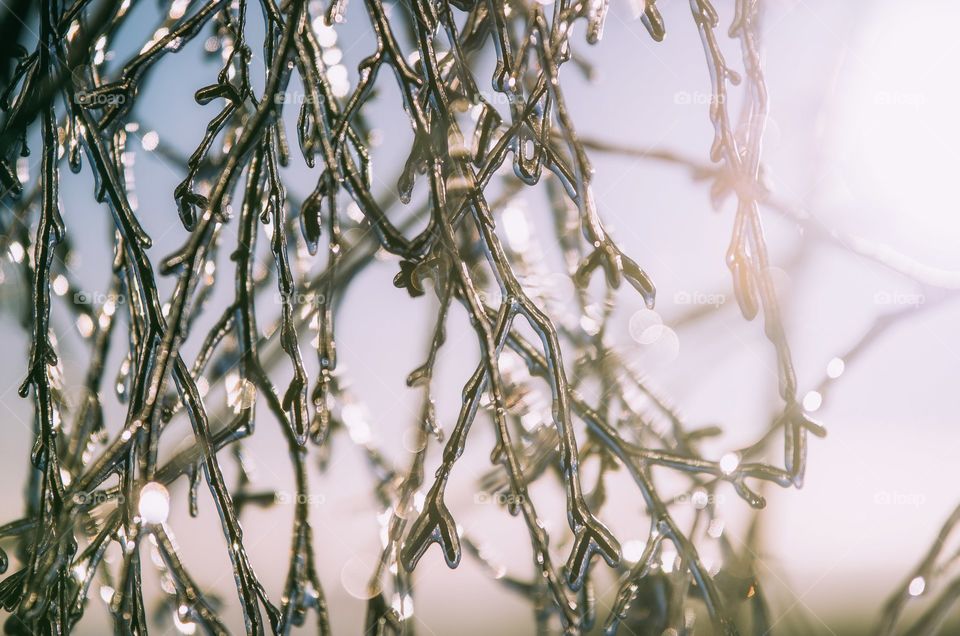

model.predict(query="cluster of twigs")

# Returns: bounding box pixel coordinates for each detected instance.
[0,0,866,633]
[880,503,960,635]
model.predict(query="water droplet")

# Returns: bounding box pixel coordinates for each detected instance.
[313,19,338,47]
[328,65,349,98]
[341,555,380,599]
[173,607,196,634]
[827,357,845,379]
[52,275,68,296]
[141,131,159,151]
[77,315,94,338]
[629,309,663,344]
[660,545,678,573]
[909,576,925,597]
[169,0,189,19]
[707,518,724,538]
[502,202,531,252]
[622,539,646,564]
[691,489,709,509]
[802,390,822,412]
[138,482,170,525]
[392,593,415,620]
[8,242,24,263]
[226,377,256,413]
[719,452,740,475]
[342,403,371,445]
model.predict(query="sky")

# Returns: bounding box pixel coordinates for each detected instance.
[2,0,960,633]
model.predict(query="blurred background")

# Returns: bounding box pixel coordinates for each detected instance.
[3,0,960,633]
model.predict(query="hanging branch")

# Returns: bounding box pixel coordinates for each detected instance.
[0,0,851,633]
